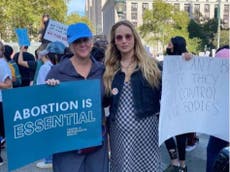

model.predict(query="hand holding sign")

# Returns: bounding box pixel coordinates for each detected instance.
[2,80,102,171]
[159,56,229,146]
[43,19,68,47]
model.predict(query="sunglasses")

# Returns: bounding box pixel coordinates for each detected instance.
[115,34,133,42]
[73,38,90,44]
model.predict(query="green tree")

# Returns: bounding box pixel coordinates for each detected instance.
[139,0,200,53]
[202,19,218,49]
[188,18,219,51]
[65,14,94,33]
[213,29,230,48]
[0,0,67,42]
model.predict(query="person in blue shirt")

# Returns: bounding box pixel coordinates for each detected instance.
[36,41,65,85]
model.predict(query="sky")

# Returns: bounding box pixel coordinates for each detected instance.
[67,0,85,16]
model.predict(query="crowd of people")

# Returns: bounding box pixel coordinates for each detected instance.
[0,14,229,172]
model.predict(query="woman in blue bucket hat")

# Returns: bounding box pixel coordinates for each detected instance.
[45,23,109,172]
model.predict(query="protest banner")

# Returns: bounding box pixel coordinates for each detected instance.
[15,28,30,47]
[2,80,102,171]
[43,19,68,47]
[159,56,229,146]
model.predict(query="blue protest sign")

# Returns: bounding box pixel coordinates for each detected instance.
[15,28,30,47]
[2,80,102,171]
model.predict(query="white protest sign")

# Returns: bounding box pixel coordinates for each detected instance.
[44,19,68,47]
[159,56,229,146]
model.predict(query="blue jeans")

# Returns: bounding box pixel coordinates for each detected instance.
[206,136,228,172]
[0,136,2,156]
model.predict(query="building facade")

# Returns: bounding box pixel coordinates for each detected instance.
[97,0,229,39]
[85,0,104,34]
[85,0,229,53]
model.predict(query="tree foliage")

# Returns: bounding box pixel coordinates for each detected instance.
[0,0,91,42]
[213,30,230,48]
[0,0,67,41]
[188,17,229,51]
[65,14,95,34]
[139,0,200,53]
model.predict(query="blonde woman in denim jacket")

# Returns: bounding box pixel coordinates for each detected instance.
[103,20,162,172]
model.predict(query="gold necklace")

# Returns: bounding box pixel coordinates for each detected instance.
[120,60,136,70]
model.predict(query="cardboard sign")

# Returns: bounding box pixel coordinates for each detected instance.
[43,19,68,47]
[159,56,229,145]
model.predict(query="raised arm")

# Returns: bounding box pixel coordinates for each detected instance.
[18,46,29,68]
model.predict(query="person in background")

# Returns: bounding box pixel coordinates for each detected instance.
[34,41,65,169]
[32,43,49,85]
[206,45,229,172]
[0,41,12,166]
[186,132,199,152]
[163,36,190,172]
[46,22,109,172]
[103,20,162,172]
[91,41,106,63]
[3,45,16,83]
[13,46,36,87]
[4,45,22,88]
[36,41,65,85]
[38,14,50,44]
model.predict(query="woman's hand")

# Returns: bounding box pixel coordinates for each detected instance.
[46,78,60,86]
[182,52,193,61]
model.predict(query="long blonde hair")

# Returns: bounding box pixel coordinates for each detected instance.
[103,20,161,95]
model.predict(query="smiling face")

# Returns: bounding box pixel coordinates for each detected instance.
[70,37,93,59]
[114,25,135,55]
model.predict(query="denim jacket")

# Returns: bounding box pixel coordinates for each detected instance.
[109,68,161,121]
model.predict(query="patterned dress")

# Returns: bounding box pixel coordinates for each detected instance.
[110,82,161,172]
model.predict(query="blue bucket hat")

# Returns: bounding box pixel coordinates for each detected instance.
[67,23,93,44]
[39,41,66,57]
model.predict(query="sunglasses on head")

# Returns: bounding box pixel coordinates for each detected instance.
[73,37,90,44]
[115,34,133,42]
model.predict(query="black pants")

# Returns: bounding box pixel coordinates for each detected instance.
[165,133,188,161]
[0,102,4,156]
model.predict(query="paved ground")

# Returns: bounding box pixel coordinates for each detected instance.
[0,134,208,172]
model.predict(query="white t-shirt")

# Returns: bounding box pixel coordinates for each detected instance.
[0,58,12,102]
[36,60,53,85]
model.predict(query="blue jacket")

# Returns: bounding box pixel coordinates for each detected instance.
[109,68,161,121]
[46,56,105,97]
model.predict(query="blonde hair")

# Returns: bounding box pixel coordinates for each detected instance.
[103,20,161,95]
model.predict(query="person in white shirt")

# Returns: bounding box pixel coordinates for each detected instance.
[0,41,12,166]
